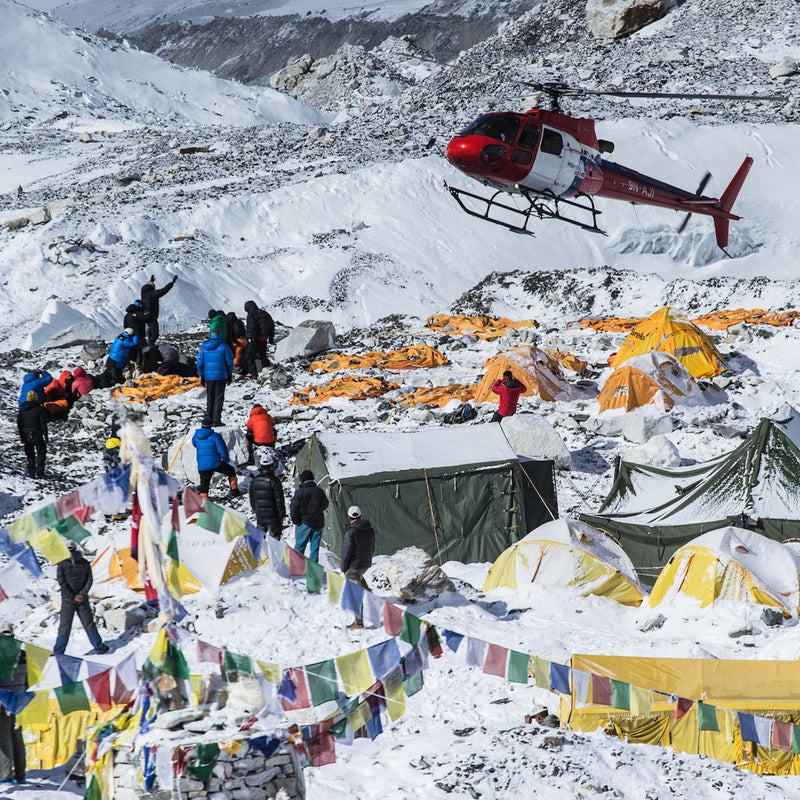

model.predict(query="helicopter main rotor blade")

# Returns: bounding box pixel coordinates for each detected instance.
[520,81,786,103]
[677,171,713,234]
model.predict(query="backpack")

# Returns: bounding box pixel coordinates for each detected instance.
[442,402,477,425]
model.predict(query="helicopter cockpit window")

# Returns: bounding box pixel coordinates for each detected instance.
[540,129,563,156]
[518,124,539,149]
[460,114,520,144]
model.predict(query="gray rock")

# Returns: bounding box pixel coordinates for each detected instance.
[761,607,784,627]
[620,411,673,443]
[500,413,572,469]
[3,217,29,230]
[102,602,156,632]
[770,57,798,79]
[151,707,205,730]
[274,320,336,362]
[383,546,455,603]
[586,0,677,39]
[638,613,667,632]
[27,207,51,225]
[728,625,753,638]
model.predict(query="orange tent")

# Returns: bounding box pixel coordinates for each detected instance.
[426,313,537,339]
[473,346,572,403]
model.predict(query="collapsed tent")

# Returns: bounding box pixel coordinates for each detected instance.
[647,527,799,618]
[111,373,201,403]
[597,352,708,412]
[473,346,572,404]
[294,426,558,564]
[581,408,800,580]
[291,375,399,405]
[309,345,449,372]
[692,308,800,330]
[612,306,726,378]
[426,313,537,338]
[398,384,477,408]
[482,518,643,606]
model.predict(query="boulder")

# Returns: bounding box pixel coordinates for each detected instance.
[274,320,336,362]
[620,410,673,443]
[623,434,681,468]
[500,413,571,469]
[383,546,455,603]
[101,601,157,633]
[27,207,51,225]
[770,57,798,79]
[80,341,108,367]
[166,425,249,485]
[586,0,677,40]
[24,299,101,351]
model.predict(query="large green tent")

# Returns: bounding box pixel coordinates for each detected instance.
[294,426,558,565]
[580,407,800,582]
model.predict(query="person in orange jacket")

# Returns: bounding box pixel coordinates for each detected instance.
[491,370,527,422]
[245,403,276,465]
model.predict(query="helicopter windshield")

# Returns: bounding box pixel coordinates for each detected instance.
[459,114,520,145]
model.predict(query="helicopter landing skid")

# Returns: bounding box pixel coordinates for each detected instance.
[445,182,605,236]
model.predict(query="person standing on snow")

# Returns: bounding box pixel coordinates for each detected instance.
[341,505,376,629]
[289,470,328,563]
[196,329,234,427]
[245,403,277,465]
[243,300,275,377]
[17,368,53,410]
[249,452,285,539]
[102,328,139,386]
[17,390,49,479]
[123,299,151,367]
[0,622,27,785]
[490,370,527,422]
[140,274,177,347]
[192,418,239,500]
[54,541,108,655]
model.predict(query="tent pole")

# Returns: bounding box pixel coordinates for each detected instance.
[423,469,444,565]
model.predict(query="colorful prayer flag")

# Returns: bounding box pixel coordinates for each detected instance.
[335,649,375,696]
[629,685,651,717]
[16,689,49,725]
[287,548,306,577]
[86,669,113,712]
[24,643,50,686]
[223,650,254,678]
[404,670,424,697]
[549,662,570,694]
[221,510,246,542]
[327,570,344,605]
[738,712,758,743]
[306,558,324,594]
[306,659,339,706]
[306,730,336,766]
[0,637,22,682]
[53,653,81,686]
[29,527,70,565]
[674,697,693,720]
[367,639,401,679]
[443,630,463,652]
[55,681,91,714]
[279,667,311,711]
[483,644,508,678]
[196,501,225,534]
[341,579,364,617]
[465,638,487,669]
[383,603,403,637]
[697,701,719,732]
[507,650,529,684]
[400,613,422,648]
[533,656,549,689]
[182,486,207,517]
[197,640,223,665]
[611,679,630,711]
[591,675,612,706]
[773,720,792,751]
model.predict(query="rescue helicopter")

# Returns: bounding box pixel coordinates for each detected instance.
[444,82,784,254]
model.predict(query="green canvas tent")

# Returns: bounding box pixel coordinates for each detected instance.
[580,407,800,582]
[294,426,558,565]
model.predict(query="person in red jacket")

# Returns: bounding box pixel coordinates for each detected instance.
[245,403,276,465]
[71,366,94,399]
[491,370,527,422]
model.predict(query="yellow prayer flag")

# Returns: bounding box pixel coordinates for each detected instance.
[327,570,344,605]
[8,515,35,544]
[17,689,50,725]
[257,660,282,684]
[722,708,735,743]
[220,740,243,754]
[166,560,183,600]
[221,511,246,542]
[189,675,204,706]
[148,629,168,667]
[348,701,371,732]
[25,643,51,686]
[29,528,70,564]
[533,656,549,689]
[385,682,406,722]
[629,685,651,717]
[335,649,374,695]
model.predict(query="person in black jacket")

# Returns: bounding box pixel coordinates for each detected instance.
[289,470,328,563]
[341,506,376,629]
[140,274,177,347]
[54,541,108,655]
[249,452,286,539]
[243,300,275,376]
[0,622,26,785]
[17,389,49,478]
[123,300,151,367]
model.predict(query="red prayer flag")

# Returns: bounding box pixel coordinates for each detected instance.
[307,730,336,766]
[279,667,311,712]
[0,585,8,604]
[197,640,223,665]
[483,643,508,678]
[674,697,694,720]
[773,720,792,751]
[182,486,207,517]
[383,603,403,637]
[130,492,141,559]
[591,675,612,706]
[287,548,307,577]
[171,494,180,533]
[86,668,113,711]
[56,490,95,524]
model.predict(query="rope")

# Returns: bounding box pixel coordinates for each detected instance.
[517,462,558,521]
[166,429,190,475]
[423,469,444,566]
[57,751,86,791]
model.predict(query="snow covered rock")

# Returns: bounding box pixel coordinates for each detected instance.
[623,434,681,467]
[770,57,798,79]
[383,546,455,603]
[23,299,101,351]
[500,413,572,469]
[621,410,674,443]
[274,320,336,362]
[586,0,677,40]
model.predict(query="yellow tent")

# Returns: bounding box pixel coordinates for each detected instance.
[612,306,726,378]
[482,518,643,606]
[473,346,572,404]
[647,526,799,618]
[598,351,708,413]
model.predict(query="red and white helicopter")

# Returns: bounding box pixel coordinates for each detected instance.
[445,83,783,254]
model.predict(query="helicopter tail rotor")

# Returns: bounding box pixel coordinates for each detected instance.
[677,171,712,234]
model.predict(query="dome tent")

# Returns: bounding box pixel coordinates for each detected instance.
[647,526,799,618]
[612,306,726,379]
[482,517,644,606]
[473,345,572,404]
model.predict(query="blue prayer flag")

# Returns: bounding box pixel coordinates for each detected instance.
[550,662,571,694]
[366,639,401,679]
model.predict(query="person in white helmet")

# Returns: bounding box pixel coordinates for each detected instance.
[341,506,376,629]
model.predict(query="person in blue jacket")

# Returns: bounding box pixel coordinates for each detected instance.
[18,368,53,409]
[102,328,139,386]
[196,331,234,427]
[192,418,239,499]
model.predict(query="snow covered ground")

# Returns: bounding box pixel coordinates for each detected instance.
[2,0,800,797]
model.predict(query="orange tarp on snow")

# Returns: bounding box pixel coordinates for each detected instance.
[398,384,478,408]
[426,313,538,339]
[291,376,399,405]
[691,308,800,330]
[474,346,571,404]
[309,345,449,373]
[111,373,201,404]
[570,317,642,332]
[547,350,588,372]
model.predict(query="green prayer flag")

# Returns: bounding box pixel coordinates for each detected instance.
[697,701,720,732]
[224,649,254,678]
[507,650,529,684]
[400,613,421,648]
[306,659,339,706]
[306,558,324,594]
[611,679,630,711]
[0,637,22,682]
[32,503,58,531]
[404,670,424,697]
[792,724,800,754]
[162,641,190,680]
[55,681,91,715]
[84,775,103,800]
[328,717,348,738]
[533,656,549,689]
[196,501,225,534]
[53,516,90,543]
[188,742,220,783]
[167,528,179,562]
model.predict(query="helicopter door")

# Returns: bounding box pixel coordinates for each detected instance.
[525,127,574,195]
